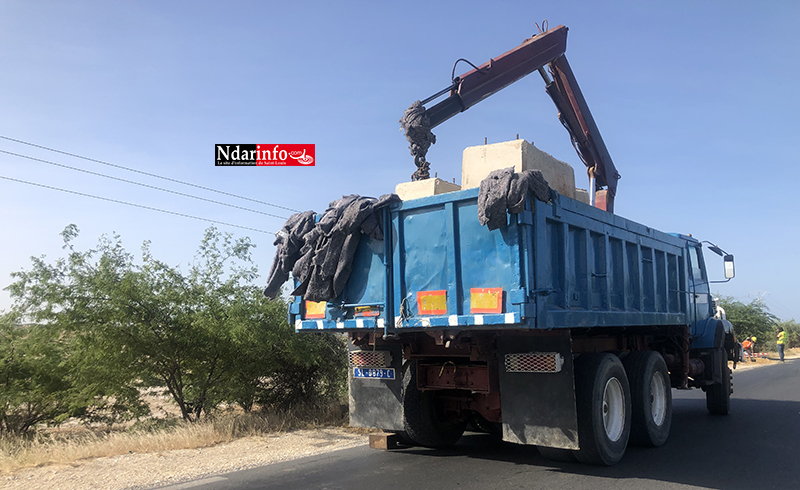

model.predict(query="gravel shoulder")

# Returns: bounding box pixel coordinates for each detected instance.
[1,428,367,490]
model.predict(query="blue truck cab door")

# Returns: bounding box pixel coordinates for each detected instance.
[688,244,712,334]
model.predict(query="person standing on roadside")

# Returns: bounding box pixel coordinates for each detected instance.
[777,328,786,362]
[742,337,754,361]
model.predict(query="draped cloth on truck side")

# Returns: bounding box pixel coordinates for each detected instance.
[264,194,401,302]
[478,167,552,230]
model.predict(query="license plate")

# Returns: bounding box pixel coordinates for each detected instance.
[353,367,395,379]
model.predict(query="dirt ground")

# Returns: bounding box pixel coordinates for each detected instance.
[1,427,367,490]
[730,349,798,371]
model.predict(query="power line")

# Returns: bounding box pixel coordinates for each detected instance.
[764,297,796,321]
[0,175,275,235]
[0,149,289,220]
[0,135,300,213]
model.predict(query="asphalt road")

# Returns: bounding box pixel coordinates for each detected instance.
[157,360,799,490]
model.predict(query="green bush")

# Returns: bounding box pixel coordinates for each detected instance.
[3,225,348,432]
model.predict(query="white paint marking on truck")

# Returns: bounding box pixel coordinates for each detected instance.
[158,476,227,490]
[421,318,431,327]
[505,313,514,324]
[474,315,484,325]
[337,322,344,329]
[378,318,385,329]
[356,319,364,329]
[295,319,302,330]
[449,315,458,326]
[317,320,324,330]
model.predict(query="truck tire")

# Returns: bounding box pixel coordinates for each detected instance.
[623,351,672,447]
[706,353,731,415]
[470,413,502,435]
[402,360,467,448]
[573,353,631,466]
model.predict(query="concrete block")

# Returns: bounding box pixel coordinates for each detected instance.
[461,139,576,199]
[395,178,461,201]
[575,188,590,205]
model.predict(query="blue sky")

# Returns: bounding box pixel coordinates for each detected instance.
[1,1,798,320]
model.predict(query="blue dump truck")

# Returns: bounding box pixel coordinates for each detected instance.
[281,25,737,466]
[289,185,736,465]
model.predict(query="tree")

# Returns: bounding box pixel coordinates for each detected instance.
[0,312,72,434]
[0,309,146,434]
[6,225,347,425]
[222,293,347,413]
[717,297,778,351]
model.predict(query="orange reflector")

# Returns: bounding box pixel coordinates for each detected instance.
[305,300,326,319]
[417,290,447,315]
[470,288,503,314]
[354,306,380,317]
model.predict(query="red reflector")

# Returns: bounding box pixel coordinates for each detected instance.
[417,290,447,315]
[470,288,503,314]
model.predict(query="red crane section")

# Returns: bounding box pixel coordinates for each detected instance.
[403,25,620,212]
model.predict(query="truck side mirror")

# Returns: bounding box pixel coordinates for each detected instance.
[724,254,735,279]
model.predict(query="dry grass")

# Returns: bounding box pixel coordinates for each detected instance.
[0,403,348,475]
[0,423,223,474]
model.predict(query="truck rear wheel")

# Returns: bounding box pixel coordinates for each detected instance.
[469,413,502,435]
[573,353,631,466]
[402,360,467,448]
[706,352,731,415]
[623,351,672,447]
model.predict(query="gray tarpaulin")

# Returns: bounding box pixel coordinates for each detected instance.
[263,210,316,300]
[264,194,400,302]
[477,168,552,230]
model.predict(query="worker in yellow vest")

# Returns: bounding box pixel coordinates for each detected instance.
[777,328,786,362]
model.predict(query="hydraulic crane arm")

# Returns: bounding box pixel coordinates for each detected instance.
[424,26,568,128]
[404,25,620,212]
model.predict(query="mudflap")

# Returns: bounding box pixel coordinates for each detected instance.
[497,331,579,449]
[347,342,404,431]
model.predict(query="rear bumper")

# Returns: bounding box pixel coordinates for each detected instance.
[295,311,522,332]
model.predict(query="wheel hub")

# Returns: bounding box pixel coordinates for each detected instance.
[650,371,667,426]
[602,377,625,442]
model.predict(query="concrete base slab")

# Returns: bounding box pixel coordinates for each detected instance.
[395,178,461,201]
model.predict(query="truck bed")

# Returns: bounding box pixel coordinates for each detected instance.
[291,187,691,333]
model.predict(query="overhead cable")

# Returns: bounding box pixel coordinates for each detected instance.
[0,135,300,213]
[0,175,275,235]
[0,149,288,220]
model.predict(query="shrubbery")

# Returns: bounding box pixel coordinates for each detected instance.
[0,226,346,434]
[718,296,798,350]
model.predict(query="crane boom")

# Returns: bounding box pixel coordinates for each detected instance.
[403,25,620,212]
